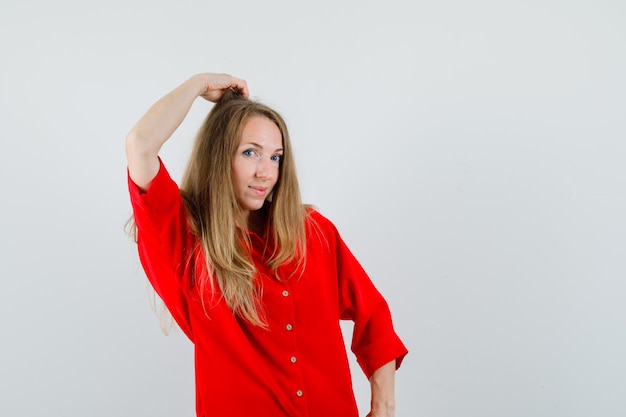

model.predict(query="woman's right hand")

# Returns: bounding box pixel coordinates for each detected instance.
[194,73,249,102]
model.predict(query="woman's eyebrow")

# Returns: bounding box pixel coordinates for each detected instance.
[241,141,283,153]
[240,141,262,148]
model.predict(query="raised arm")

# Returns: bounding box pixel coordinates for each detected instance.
[125,73,249,190]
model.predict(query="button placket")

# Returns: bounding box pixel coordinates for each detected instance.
[281,284,294,332]
[280,283,304,403]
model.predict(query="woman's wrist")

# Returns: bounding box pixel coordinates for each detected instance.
[368,360,396,417]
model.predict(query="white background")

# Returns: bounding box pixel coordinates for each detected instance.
[1,0,625,416]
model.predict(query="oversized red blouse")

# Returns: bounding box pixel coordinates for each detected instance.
[128,160,408,417]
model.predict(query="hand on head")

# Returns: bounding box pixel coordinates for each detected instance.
[196,73,249,102]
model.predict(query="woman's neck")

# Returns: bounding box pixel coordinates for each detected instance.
[246,207,268,236]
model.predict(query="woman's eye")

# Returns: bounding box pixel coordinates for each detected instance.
[243,149,256,157]
[271,154,282,162]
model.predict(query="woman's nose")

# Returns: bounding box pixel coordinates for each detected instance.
[255,157,274,178]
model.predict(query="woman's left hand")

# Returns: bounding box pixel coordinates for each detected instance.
[366,408,394,417]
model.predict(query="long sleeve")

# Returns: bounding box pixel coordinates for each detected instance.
[326,217,408,378]
[128,158,195,339]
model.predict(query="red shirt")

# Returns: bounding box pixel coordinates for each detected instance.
[128,160,408,417]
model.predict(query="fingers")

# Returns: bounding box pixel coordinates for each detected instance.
[226,75,249,98]
[198,73,250,102]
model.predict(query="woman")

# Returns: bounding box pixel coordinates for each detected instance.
[126,73,408,417]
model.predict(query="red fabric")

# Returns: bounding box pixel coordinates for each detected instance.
[128,160,408,417]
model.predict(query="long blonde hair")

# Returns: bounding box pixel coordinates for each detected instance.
[180,91,306,326]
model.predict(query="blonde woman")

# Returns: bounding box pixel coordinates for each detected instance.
[126,73,407,417]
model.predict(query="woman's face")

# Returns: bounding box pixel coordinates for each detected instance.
[232,115,283,222]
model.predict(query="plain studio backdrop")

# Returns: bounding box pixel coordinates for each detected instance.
[1,0,625,416]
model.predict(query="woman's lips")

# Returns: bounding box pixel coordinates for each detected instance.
[249,186,268,196]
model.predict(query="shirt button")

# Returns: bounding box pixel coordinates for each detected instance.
[282,290,289,297]
[296,390,303,397]
[286,324,293,331]
[290,356,297,363]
